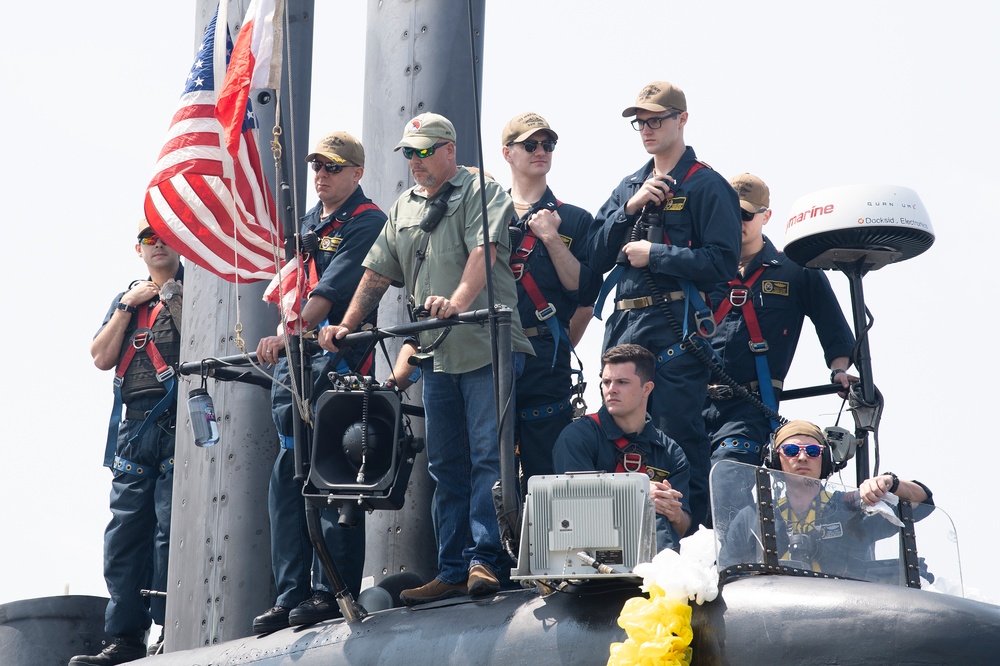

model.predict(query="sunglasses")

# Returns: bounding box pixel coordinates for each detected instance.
[402,141,449,160]
[779,443,824,459]
[138,235,161,246]
[741,208,765,222]
[513,139,556,153]
[310,160,351,174]
[630,112,680,131]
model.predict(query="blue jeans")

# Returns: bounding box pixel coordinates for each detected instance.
[422,354,523,584]
[103,398,175,637]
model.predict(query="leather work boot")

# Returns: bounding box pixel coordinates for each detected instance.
[68,635,147,665]
[467,564,500,597]
[399,577,467,606]
[289,590,341,626]
[252,605,292,634]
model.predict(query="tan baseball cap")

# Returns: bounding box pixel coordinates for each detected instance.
[501,112,558,146]
[137,219,153,238]
[622,81,687,117]
[395,112,458,151]
[774,420,827,447]
[306,131,366,167]
[730,173,770,215]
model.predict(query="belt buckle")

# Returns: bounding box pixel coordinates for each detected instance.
[708,384,734,400]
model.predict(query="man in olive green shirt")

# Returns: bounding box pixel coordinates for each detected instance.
[319,113,531,605]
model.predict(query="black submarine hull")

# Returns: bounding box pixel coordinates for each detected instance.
[138,576,999,665]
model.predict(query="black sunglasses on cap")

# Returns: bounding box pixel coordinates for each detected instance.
[310,160,353,174]
[512,139,556,153]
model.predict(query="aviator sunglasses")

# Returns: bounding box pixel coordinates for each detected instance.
[402,141,449,160]
[310,160,351,174]
[779,443,824,458]
[513,139,557,153]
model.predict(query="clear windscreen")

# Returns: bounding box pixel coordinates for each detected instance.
[710,461,962,596]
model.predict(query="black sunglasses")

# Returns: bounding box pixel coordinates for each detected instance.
[310,160,352,174]
[741,207,766,222]
[630,112,680,131]
[513,139,556,153]
[402,141,449,160]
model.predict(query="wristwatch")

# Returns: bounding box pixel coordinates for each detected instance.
[830,368,846,382]
[116,300,138,314]
[882,471,900,494]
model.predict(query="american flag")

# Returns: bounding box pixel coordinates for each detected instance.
[143,8,281,283]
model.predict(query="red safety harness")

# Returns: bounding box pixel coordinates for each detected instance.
[587,413,647,475]
[509,200,563,323]
[310,202,380,375]
[713,265,768,349]
[115,301,174,385]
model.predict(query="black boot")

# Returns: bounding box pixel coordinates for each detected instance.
[68,635,146,665]
[288,590,341,626]
[252,605,292,634]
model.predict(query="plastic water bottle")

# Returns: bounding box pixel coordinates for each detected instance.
[187,387,220,447]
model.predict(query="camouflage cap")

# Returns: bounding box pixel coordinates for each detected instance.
[774,420,827,447]
[501,111,558,146]
[306,131,366,167]
[394,112,457,151]
[621,81,687,117]
[730,173,770,215]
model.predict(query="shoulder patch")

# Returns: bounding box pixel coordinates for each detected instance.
[560,234,573,249]
[761,279,789,296]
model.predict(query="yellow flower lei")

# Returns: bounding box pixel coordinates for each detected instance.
[608,583,693,666]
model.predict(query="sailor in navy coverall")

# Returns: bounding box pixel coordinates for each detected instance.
[83,222,183,662]
[591,82,740,527]
[253,132,387,633]
[705,174,855,467]
[552,345,691,551]
[501,112,602,489]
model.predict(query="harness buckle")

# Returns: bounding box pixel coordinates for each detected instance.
[729,288,749,307]
[131,328,151,350]
[156,367,176,382]
[695,310,717,337]
[535,304,557,321]
[622,452,643,473]
[748,340,769,353]
[511,262,526,281]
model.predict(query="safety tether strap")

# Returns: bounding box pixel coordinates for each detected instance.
[713,266,779,429]
[587,413,647,475]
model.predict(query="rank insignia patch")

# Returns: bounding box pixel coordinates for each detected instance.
[319,236,342,253]
[761,280,789,296]
[664,197,687,211]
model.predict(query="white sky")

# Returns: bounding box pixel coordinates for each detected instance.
[2,0,998,610]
